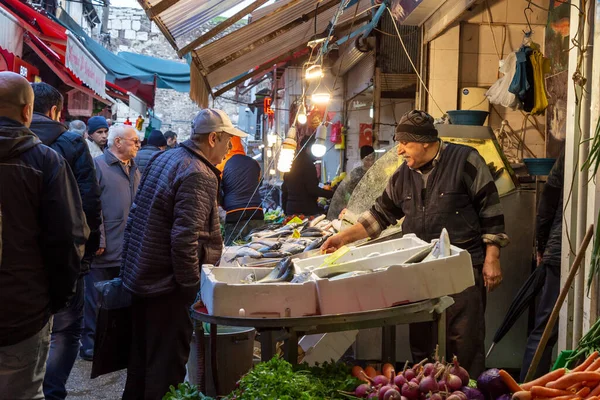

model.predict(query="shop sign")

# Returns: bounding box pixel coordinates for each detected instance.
[65,31,107,98]
[12,56,39,82]
[263,97,274,117]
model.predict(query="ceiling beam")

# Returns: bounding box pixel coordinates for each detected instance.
[146,0,181,18]
[422,0,479,43]
[204,0,340,74]
[177,0,273,58]
[213,42,309,98]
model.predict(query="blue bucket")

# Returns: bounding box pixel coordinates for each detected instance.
[523,158,556,176]
[447,110,489,126]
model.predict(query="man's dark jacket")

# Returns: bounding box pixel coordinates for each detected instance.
[282,150,333,216]
[134,145,162,174]
[536,150,564,266]
[0,117,88,346]
[221,154,262,212]
[121,140,224,297]
[30,112,101,270]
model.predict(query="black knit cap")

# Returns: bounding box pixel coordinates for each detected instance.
[394,110,438,143]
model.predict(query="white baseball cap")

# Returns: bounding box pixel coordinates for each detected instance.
[191,108,248,138]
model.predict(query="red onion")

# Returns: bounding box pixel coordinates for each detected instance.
[447,395,462,400]
[394,375,407,387]
[404,369,416,381]
[402,382,420,400]
[380,385,393,400]
[373,375,390,387]
[368,392,379,399]
[429,393,443,400]
[384,389,403,400]
[356,383,372,398]
[419,376,439,393]
[446,374,462,391]
[423,363,436,376]
[452,391,468,400]
[449,356,470,387]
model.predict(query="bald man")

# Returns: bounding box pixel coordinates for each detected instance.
[0,72,88,399]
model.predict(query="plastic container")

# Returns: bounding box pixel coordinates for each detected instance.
[523,158,556,176]
[187,325,256,396]
[447,110,489,126]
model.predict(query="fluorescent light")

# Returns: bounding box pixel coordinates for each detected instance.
[375,149,386,153]
[311,92,331,104]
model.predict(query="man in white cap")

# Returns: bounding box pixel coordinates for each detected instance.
[120,108,247,399]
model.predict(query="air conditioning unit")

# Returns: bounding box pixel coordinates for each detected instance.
[67,89,93,117]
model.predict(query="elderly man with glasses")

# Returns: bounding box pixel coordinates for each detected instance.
[80,124,141,361]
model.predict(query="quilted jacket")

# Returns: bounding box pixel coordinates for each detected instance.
[134,145,162,174]
[121,139,223,297]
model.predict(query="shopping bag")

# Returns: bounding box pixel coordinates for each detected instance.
[91,277,132,379]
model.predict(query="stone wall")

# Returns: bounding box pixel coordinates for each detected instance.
[105,7,251,139]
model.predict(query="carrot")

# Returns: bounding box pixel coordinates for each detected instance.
[499,370,522,393]
[586,383,600,399]
[522,368,567,390]
[532,395,577,400]
[575,352,600,372]
[587,396,599,400]
[530,386,571,398]
[587,359,600,372]
[579,387,592,397]
[586,382,600,388]
[512,391,532,400]
[567,383,583,393]
[548,373,600,389]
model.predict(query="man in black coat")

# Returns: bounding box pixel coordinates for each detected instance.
[0,71,88,399]
[29,82,102,400]
[134,129,166,174]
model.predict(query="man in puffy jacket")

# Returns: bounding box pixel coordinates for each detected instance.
[0,71,88,399]
[29,82,102,400]
[80,124,140,361]
[121,109,245,399]
[134,129,166,174]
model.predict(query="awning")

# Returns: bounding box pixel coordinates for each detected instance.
[65,31,107,98]
[0,5,23,57]
[117,51,190,92]
[24,33,111,105]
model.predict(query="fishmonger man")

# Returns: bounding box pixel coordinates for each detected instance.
[322,110,509,376]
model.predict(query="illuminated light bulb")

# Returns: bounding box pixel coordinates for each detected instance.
[370,105,374,119]
[297,102,307,125]
[267,129,277,147]
[269,169,276,175]
[277,127,297,173]
[305,65,324,80]
[311,124,327,158]
[311,92,331,104]
[267,149,272,157]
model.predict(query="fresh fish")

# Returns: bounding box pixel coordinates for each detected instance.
[403,243,436,264]
[281,244,306,255]
[261,231,293,239]
[241,273,256,284]
[257,258,295,283]
[257,242,283,253]
[228,247,263,262]
[329,270,371,281]
[304,235,330,251]
[315,219,331,229]
[439,228,451,257]
[291,271,318,283]
[301,231,324,238]
[262,250,292,258]
[309,215,326,227]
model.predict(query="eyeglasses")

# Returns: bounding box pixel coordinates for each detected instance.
[120,137,141,146]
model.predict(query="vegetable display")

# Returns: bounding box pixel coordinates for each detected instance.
[347,351,474,400]
[568,319,600,368]
[475,351,600,400]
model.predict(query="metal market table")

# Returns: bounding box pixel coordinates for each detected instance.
[190,296,454,394]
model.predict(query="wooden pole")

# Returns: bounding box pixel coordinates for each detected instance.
[525,224,595,382]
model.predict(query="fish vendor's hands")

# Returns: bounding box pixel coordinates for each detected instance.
[321,234,345,254]
[483,245,502,292]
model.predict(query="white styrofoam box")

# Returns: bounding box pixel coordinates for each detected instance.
[299,330,359,366]
[312,245,474,315]
[201,265,318,318]
[293,234,429,272]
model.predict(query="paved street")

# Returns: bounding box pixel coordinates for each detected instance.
[65,359,126,399]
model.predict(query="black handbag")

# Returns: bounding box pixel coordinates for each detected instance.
[91,277,132,379]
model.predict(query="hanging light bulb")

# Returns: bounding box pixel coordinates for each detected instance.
[305,65,324,80]
[277,126,297,173]
[311,92,331,104]
[311,123,327,158]
[370,104,374,119]
[297,102,307,125]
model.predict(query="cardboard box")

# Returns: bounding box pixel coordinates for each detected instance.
[311,245,474,315]
[201,265,318,317]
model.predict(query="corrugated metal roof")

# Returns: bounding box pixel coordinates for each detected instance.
[331,36,370,77]
[196,0,372,89]
[144,0,246,45]
[250,0,295,21]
